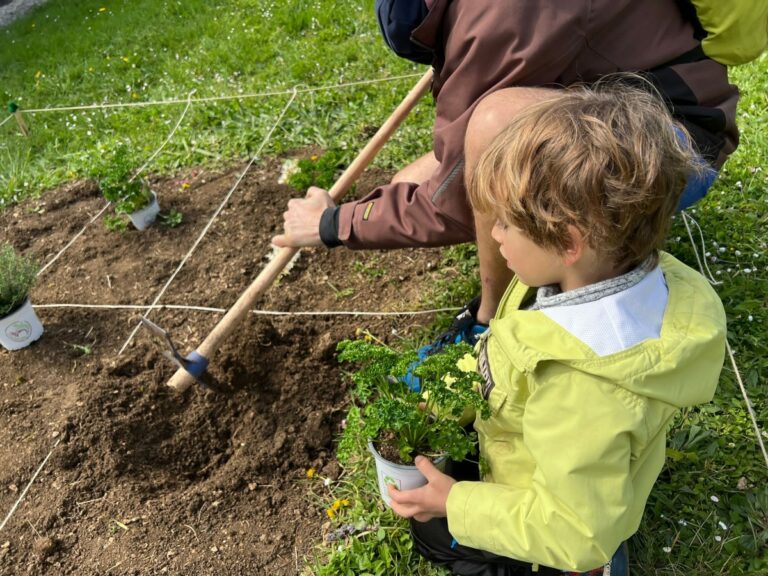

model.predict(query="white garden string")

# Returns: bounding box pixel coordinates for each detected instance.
[34,302,460,317]
[35,203,112,277]
[0,438,61,533]
[681,211,721,285]
[117,88,300,355]
[11,73,423,116]
[726,339,768,469]
[681,212,768,469]
[36,91,196,278]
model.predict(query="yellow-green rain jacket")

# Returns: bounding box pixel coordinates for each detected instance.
[446,253,726,571]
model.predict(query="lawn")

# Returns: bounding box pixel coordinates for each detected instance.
[1,1,766,575]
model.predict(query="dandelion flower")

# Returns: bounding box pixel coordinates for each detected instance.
[306,467,316,478]
[326,508,336,519]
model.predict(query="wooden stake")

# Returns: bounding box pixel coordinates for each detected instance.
[8,103,29,136]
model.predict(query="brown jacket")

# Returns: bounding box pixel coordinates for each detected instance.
[335,0,739,249]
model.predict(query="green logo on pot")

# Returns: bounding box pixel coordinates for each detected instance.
[383,475,400,489]
[5,321,32,342]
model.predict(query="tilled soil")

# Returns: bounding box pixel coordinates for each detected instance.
[0,157,450,575]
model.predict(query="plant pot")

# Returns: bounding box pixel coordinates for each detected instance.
[0,299,44,351]
[127,191,160,231]
[368,440,446,507]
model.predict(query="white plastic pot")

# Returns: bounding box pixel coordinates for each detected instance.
[0,299,44,351]
[127,191,160,231]
[368,440,445,507]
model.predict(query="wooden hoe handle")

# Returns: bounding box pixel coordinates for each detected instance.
[167,69,434,391]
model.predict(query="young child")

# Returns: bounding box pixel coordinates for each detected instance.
[387,82,727,576]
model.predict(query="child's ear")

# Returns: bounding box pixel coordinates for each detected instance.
[562,225,586,266]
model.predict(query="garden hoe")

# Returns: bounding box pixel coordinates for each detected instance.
[142,69,434,393]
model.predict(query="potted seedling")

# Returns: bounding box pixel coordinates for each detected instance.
[0,243,43,351]
[96,144,159,231]
[337,337,489,506]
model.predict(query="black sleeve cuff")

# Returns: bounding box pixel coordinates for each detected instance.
[319,206,342,248]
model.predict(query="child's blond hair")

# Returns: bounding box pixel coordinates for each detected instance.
[468,80,700,271]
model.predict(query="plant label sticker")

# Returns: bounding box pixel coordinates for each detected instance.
[383,475,401,490]
[5,321,32,342]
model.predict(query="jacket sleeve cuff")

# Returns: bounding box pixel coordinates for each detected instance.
[319,206,343,248]
[445,481,478,547]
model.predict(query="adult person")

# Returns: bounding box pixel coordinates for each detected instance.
[272,0,738,347]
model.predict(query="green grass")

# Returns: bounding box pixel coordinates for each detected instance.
[1,2,766,575]
[0,0,434,205]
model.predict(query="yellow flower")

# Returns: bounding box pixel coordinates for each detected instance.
[131,92,139,99]
[326,508,336,519]
[99,7,107,12]
[35,70,42,79]
[121,56,129,63]
[310,155,318,161]
[442,374,457,386]
[182,182,191,189]
[456,353,477,373]
[331,499,342,511]
[88,66,94,72]
[306,467,316,478]
[340,499,350,507]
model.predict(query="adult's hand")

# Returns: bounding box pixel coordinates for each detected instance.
[272,186,335,248]
[388,456,456,522]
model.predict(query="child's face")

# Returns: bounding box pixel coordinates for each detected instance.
[491,220,564,287]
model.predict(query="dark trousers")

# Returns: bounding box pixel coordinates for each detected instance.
[410,458,562,576]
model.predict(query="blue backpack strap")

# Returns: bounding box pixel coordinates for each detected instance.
[375,0,433,64]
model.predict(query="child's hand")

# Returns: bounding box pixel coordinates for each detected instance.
[387,456,456,522]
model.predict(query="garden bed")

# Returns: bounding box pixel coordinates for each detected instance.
[0,159,446,575]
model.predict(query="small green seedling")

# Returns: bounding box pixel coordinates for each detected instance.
[64,341,93,356]
[286,149,352,192]
[159,208,183,228]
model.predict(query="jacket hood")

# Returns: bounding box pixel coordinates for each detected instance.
[489,253,726,408]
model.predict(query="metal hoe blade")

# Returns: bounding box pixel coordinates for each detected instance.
[139,317,221,392]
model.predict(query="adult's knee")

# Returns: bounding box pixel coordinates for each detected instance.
[465,87,557,169]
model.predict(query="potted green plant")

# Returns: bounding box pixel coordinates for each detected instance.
[337,337,489,506]
[0,244,43,350]
[96,144,159,230]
